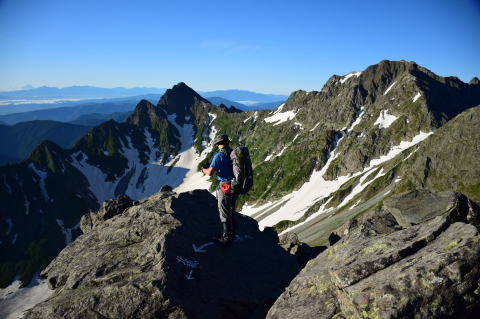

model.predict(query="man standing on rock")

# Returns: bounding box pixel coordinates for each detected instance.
[202,134,236,245]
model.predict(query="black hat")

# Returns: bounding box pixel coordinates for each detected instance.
[212,134,230,145]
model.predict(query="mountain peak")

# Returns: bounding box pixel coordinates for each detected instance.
[161,82,205,102]
[173,81,187,87]
[157,83,212,125]
[469,77,480,86]
[28,140,67,172]
[126,99,164,128]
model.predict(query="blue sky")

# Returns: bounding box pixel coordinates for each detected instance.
[0,0,479,94]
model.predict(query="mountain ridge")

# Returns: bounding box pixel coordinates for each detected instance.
[1,60,479,299]
[0,120,91,165]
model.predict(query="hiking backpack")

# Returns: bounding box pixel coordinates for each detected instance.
[230,146,253,194]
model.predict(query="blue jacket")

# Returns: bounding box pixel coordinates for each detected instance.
[210,149,233,182]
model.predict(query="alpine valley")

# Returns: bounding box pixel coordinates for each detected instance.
[1,60,480,318]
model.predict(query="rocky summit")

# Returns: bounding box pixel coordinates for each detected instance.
[24,189,303,319]
[267,190,480,318]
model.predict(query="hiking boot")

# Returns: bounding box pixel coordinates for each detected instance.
[216,235,233,246]
[216,222,233,246]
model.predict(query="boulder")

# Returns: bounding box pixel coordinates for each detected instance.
[25,190,301,319]
[384,190,457,227]
[267,190,480,319]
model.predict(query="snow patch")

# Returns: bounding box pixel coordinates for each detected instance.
[338,169,386,208]
[28,164,49,201]
[413,92,422,102]
[292,133,300,143]
[0,274,54,319]
[350,199,362,209]
[241,201,275,217]
[264,111,296,126]
[243,111,258,123]
[340,72,362,84]
[346,107,365,133]
[374,110,398,129]
[404,147,419,160]
[310,122,320,132]
[3,175,11,194]
[56,219,77,245]
[71,152,117,204]
[174,113,217,193]
[383,81,397,95]
[368,132,433,167]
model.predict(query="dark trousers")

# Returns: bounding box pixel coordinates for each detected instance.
[216,188,237,223]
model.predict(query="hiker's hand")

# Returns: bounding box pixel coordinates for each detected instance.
[202,167,215,176]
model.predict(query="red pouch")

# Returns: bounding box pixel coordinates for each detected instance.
[220,182,231,194]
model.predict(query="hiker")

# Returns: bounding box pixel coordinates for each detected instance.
[202,134,237,245]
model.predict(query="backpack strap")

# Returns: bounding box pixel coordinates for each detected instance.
[219,147,232,156]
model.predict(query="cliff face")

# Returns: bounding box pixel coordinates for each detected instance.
[25,190,303,319]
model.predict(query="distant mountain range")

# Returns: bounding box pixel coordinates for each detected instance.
[201,89,287,103]
[68,112,132,127]
[0,121,91,165]
[206,97,284,111]
[0,96,284,126]
[0,86,287,109]
[0,98,146,125]
[0,86,167,100]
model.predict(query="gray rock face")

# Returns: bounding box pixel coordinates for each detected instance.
[25,190,302,319]
[398,105,480,203]
[267,191,480,319]
[384,190,459,227]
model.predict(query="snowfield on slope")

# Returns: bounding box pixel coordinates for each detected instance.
[340,71,361,84]
[241,129,433,231]
[0,275,53,319]
[264,103,296,125]
[72,112,217,203]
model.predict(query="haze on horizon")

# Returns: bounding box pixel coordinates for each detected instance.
[0,0,479,95]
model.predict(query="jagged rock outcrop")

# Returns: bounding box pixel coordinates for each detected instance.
[267,190,480,318]
[279,232,324,267]
[25,190,303,319]
[80,195,138,232]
